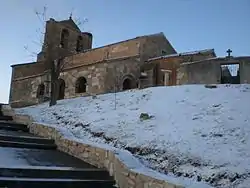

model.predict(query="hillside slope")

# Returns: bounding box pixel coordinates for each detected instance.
[17,84,250,188]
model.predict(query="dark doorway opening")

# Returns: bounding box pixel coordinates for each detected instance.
[220,63,240,84]
[58,79,65,100]
[122,75,137,91]
[36,84,45,98]
[75,77,87,93]
[123,78,132,90]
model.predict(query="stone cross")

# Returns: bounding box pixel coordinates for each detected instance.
[227,49,232,57]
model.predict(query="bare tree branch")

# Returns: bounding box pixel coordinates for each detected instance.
[24,45,37,57]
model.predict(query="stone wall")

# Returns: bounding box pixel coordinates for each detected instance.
[38,18,92,62]
[147,51,216,86]
[140,33,177,62]
[240,59,250,83]
[9,56,141,108]
[61,56,141,98]
[9,61,48,107]
[62,33,176,70]
[177,61,221,85]
[10,73,49,108]
[177,57,250,85]
[63,38,142,69]
[9,31,177,108]
[9,110,184,188]
[12,62,46,79]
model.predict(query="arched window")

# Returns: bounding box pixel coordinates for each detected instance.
[75,77,87,93]
[37,84,45,98]
[60,29,69,48]
[76,36,83,52]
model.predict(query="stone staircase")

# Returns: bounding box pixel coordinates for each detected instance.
[0,105,116,188]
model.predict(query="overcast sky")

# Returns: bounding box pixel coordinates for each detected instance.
[0,0,249,103]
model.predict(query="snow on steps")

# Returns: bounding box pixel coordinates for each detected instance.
[10,114,210,188]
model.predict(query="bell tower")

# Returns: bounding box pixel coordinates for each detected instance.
[36,17,93,63]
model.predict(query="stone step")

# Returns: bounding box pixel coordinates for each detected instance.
[0,122,29,132]
[0,140,57,150]
[0,166,112,180]
[0,134,55,145]
[0,121,27,128]
[0,177,116,188]
[0,115,13,121]
[0,125,29,132]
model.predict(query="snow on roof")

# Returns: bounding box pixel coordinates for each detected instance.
[11,61,38,67]
[180,55,250,66]
[148,49,215,62]
[180,57,221,66]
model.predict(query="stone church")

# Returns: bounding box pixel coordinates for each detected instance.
[9,17,250,108]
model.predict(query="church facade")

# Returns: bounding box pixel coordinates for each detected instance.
[9,17,250,108]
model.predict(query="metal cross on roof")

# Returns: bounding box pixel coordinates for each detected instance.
[227,49,232,57]
[69,12,73,19]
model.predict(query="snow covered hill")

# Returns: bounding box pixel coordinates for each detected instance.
[17,84,250,188]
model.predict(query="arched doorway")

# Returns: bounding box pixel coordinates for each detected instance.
[75,77,87,93]
[58,79,65,100]
[122,75,137,91]
[36,84,45,98]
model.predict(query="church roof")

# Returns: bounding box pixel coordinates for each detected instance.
[180,56,250,66]
[59,17,80,31]
[148,49,216,62]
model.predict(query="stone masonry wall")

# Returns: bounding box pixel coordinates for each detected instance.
[10,74,49,108]
[10,32,176,108]
[38,18,92,62]
[63,38,141,69]
[177,57,250,85]
[240,60,250,83]
[61,56,141,98]
[12,62,46,79]
[8,110,184,188]
[177,61,221,85]
[9,56,141,108]
[140,33,177,62]
[148,51,216,86]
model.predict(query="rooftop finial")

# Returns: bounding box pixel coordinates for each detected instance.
[227,49,232,57]
[69,12,73,20]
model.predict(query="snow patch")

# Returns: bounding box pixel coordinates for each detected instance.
[16,84,250,187]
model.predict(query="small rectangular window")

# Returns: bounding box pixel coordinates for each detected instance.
[162,74,165,83]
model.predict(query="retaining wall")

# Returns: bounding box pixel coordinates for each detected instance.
[3,106,185,188]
